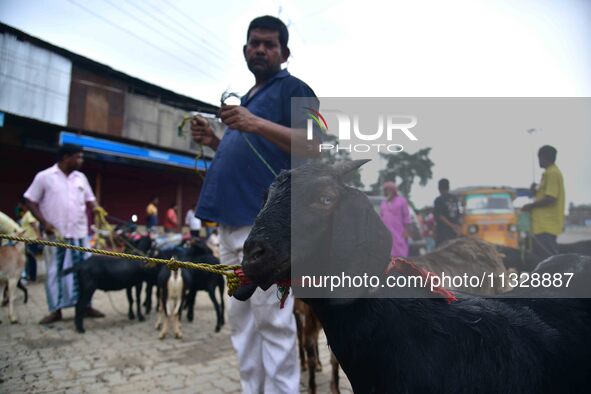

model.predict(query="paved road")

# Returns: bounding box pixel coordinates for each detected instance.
[0,280,352,393]
[3,227,588,393]
[559,226,591,243]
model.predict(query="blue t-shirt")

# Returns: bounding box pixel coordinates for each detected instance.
[196,69,318,226]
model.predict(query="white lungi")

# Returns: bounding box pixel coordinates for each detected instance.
[44,237,89,312]
[220,225,300,394]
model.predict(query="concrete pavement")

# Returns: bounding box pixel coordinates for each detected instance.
[0,280,352,393]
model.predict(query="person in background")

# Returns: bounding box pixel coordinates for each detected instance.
[24,144,104,324]
[379,182,412,257]
[13,201,25,222]
[19,202,41,282]
[434,178,462,247]
[521,145,565,258]
[204,221,218,238]
[206,228,220,259]
[185,207,202,238]
[146,196,159,231]
[163,202,178,233]
[421,207,436,252]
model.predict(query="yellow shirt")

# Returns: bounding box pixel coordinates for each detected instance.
[146,203,158,216]
[531,164,565,236]
[21,211,39,239]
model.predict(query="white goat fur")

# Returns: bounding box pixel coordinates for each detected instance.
[156,269,184,339]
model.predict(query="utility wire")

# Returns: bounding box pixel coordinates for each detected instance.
[0,73,69,98]
[66,0,216,79]
[161,0,232,50]
[102,0,222,70]
[131,0,228,62]
[295,0,347,21]
[2,51,218,110]
[0,49,72,77]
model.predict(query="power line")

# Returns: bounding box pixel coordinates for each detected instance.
[3,51,128,95]
[161,0,232,50]
[130,0,228,62]
[1,50,217,109]
[295,0,347,21]
[0,73,69,98]
[102,0,223,70]
[0,49,72,77]
[66,0,216,79]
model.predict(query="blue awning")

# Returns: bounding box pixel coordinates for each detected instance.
[59,131,209,170]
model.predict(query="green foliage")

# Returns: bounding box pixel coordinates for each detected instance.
[371,148,434,199]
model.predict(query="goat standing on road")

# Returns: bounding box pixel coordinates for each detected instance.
[155,267,188,339]
[0,242,26,324]
[154,243,225,332]
[65,235,153,333]
[0,211,27,324]
[294,299,341,394]
[181,241,225,332]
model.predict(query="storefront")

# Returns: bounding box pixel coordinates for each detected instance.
[0,111,208,228]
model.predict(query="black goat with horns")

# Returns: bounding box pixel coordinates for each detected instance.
[239,160,591,394]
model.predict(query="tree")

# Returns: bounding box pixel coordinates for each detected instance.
[319,134,364,188]
[371,148,434,202]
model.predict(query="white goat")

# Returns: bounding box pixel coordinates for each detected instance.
[155,268,185,339]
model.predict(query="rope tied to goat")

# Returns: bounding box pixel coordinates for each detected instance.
[385,257,458,303]
[0,233,247,296]
[1,235,458,306]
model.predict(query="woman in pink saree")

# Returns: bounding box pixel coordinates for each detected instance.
[379,182,412,257]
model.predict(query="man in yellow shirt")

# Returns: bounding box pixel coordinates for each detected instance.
[522,145,565,258]
[146,196,159,231]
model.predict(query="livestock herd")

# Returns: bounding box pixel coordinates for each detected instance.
[2,159,591,393]
[42,230,225,336]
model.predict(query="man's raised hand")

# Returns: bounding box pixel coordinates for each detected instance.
[191,116,219,149]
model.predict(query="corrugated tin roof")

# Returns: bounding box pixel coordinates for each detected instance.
[0,22,219,115]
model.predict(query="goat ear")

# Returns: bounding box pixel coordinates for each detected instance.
[329,188,392,297]
[333,159,371,178]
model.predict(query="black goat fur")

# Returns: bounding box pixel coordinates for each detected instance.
[157,242,225,332]
[241,160,591,393]
[64,235,153,333]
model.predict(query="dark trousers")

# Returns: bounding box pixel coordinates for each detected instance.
[532,233,558,259]
[25,245,39,281]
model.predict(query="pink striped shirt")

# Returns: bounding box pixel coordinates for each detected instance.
[24,164,95,238]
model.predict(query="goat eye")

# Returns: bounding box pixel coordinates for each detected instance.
[320,196,333,205]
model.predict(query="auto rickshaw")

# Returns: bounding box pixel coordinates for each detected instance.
[452,187,519,248]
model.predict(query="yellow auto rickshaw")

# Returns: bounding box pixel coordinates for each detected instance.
[452,187,519,248]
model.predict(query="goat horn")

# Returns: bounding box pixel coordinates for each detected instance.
[333,159,371,177]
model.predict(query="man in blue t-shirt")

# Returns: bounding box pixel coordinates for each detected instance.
[191,15,318,393]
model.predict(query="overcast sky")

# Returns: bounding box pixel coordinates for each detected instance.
[1,0,590,208]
